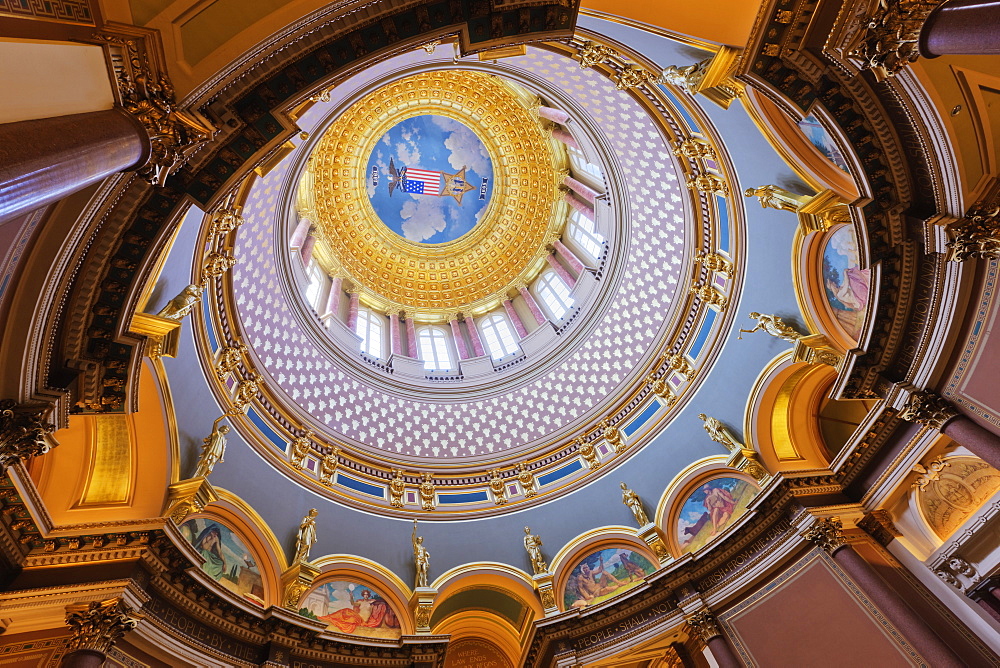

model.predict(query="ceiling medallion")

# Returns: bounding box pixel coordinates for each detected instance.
[307,71,564,316]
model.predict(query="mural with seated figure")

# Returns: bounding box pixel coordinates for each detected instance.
[562,547,655,609]
[300,580,402,638]
[179,517,265,606]
[821,225,870,341]
[676,477,758,554]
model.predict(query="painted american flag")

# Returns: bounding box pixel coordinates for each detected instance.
[402,168,441,196]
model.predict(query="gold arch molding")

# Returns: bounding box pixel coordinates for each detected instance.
[308,70,563,314]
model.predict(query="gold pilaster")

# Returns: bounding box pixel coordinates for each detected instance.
[411,587,438,634]
[793,334,843,369]
[532,572,560,616]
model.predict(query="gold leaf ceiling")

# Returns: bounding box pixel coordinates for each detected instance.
[308,70,564,316]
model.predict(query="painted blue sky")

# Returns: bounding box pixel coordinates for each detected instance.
[365,115,492,244]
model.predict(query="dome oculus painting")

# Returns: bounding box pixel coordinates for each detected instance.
[365,114,493,244]
[562,547,655,609]
[300,580,402,639]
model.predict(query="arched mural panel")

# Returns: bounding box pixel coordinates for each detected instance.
[671,474,759,555]
[819,224,870,343]
[179,516,266,606]
[560,546,655,610]
[300,579,403,639]
[914,455,1000,540]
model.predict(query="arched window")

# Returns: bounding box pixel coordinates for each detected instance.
[304,262,326,310]
[535,270,574,320]
[355,309,384,358]
[567,145,603,179]
[418,326,452,371]
[568,210,605,261]
[479,313,519,360]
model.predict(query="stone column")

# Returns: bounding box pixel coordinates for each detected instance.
[684,609,742,668]
[324,275,343,318]
[346,291,360,330]
[564,191,596,221]
[405,314,418,357]
[503,299,528,339]
[0,109,150,224]
[919,0,1000,57]
[388,310,402,356]
[545,253,576,289]
[449,316,469,360]
[465,315,486,357]
[518,285,547,326]
[900,390,1000,470]
[299,227,317,266]
[803,518,964,667]
[564,175,598,203]
[61,599,138,668]
[554,238,587,273]
[551,127,580,149]
[537,105,571,124]
[289,217,311,248]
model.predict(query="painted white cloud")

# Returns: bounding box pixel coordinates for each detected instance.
[400,196,448,242]
[396,141,421,166]
[431,116,490,176]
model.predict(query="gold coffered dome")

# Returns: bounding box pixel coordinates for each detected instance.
[307,70,565,316]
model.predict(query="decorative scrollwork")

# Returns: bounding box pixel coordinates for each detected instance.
[577,40,616,69]
[615,63,654,90]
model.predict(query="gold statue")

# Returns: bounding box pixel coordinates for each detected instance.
[419,473,436,511]
[600,419,625,453]
[231,372,259,413]
[687,174,728,196]
[215,343,247,381]
[621,482,649,526]
[517,463,537,498]
[389,469,406,508]
[657,60,710,92]
[743,185,809,212]
[412,520,430,588]
[698,414,742,452]
[319,447,340,485]
[194,416,229,479]
[203,251,237,280]
[673,137,716,161]
[694,251,733,278]
[157,284,203,320]
[576,437,601,470]
[289,431,313,469]
[523,527,548,575]
[293,508,318,564]
[738,312,804,341]
[489,469,507,505]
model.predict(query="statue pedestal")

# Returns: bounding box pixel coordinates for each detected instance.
[727,448,771,485]
[163,477,217,524]
[797,189,851,234]
[532,573,559,616]
[411,587,438,634]
[281,561,319,612]
[637,523,672,565]
[793,334,843,369]
[130,313,182,359]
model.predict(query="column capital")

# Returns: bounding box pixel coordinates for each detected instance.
[65,598,139,654]
[801,517,848,555]
[0,400,55,474]
[899,390,959,430]
[683,608,722,642]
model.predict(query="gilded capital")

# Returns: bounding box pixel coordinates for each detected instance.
[684,609,721,642]
[0,400,55,474]
[801,517,848,555]
[946,202,1000,262]
[898,390,959,430]
[853,0,939,81]
[65,598,138,654]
